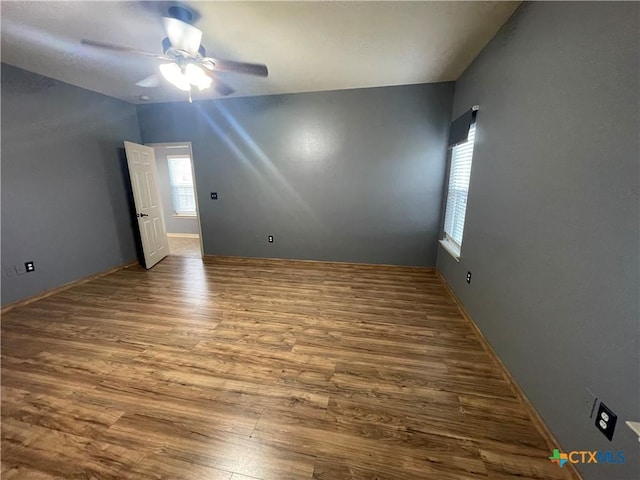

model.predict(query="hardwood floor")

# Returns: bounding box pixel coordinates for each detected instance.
[167,235,201,258]
[1,256,573,480]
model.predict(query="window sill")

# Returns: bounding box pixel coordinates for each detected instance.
[173,214,197,218]
[439,239,460,262]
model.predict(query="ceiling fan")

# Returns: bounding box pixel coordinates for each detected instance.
[81,6,268,102]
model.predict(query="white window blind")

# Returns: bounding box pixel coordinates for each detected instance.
[168,156,196,215]
[443,123,476,254]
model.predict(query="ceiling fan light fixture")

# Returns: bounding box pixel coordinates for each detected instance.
[185,63,212,91]
[159,63,191,91]
[159,62,212,92]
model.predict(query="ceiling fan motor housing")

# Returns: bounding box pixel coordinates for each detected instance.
[162,37,206,57]
[167,6,194,24]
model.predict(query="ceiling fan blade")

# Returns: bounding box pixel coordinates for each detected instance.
[163,17,202,54]
[81,39,167,59]
[204,57,268,77]
[135,74,161,88]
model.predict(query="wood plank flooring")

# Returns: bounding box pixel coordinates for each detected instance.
[1,256,572,480]
[167,236,201,258]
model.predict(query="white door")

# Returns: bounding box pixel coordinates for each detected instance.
[124,141,169,269]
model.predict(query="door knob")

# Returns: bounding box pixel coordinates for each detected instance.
[138,213,149,217]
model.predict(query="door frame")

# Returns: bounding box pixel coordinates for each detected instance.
[146,142,204,259]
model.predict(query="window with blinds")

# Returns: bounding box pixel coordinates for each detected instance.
[442,122,476,259]
[168,156,196,216]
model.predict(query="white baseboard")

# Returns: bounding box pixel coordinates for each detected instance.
[166,233,200,239]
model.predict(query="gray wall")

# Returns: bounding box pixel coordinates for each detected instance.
[1,64,141,306]
[437,3,639,479]
[152,145,200,235]
[137,83,453,266]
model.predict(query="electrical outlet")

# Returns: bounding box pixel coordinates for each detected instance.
[466,271,472,284]
[25,261,35,273]
[211,192,218,200]
[595,402,617,441]
[268,235,274,243]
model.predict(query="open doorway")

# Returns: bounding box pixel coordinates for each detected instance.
[148,142,204,259]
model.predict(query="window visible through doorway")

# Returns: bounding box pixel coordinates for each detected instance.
[167,156,196,216]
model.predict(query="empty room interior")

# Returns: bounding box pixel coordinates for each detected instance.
[1,1,638,480]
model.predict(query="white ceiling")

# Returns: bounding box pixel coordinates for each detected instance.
[1,1,520,104]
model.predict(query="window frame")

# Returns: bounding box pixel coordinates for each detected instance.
[440,121,477,261]
[167,155,197,217]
